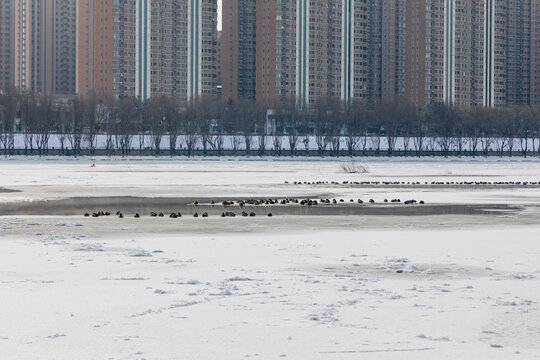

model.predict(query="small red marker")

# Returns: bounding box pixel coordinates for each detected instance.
[91,163,96,168]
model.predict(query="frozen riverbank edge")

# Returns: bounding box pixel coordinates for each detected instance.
[3,154,540,162]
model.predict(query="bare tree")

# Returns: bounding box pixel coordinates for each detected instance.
[35,97,57,155]
[280,100,301,156]
[513,106,533,157]
[197,98,220,156]
[464,106,487,157]
[330,135,341,157]
[367,107,382,156]
[183,101,200,157]
[142,97,165,155]
[430,102,455,157]
[55,101,72,155]
[400,102,418,157]
[160,96,180,156]
[492,107,513,157]
[254,102,268,157]
[453,106,467,157]
[479,108,495,156]
[344,103,362,157]
[0,94,17,155]
[19,95,38,155]
[528,107,540,156]
[67,97,85,156]
[412,111,428,157]
[314,97,339,156]
[85,94,106,155]
[240,101,259,156]
[375,99,401,156]
[116,97,139,156]
[273,134,282,156]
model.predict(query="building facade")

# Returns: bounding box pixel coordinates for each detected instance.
[221,0,256,102]
[223,0,540,108]
[254,0,346,106]
[490,0,540,106]
[1,0,539,107]
[77,0,219,101]
[0,0,76,95]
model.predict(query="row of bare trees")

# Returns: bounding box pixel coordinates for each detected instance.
[2,93,540,157]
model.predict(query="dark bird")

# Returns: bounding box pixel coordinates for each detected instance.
[151,212,157,217]
[202,212,209,218]
[84,213,90,217]
[135,213,140,218]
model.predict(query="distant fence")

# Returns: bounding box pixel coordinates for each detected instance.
[1,148,539,158]
[1,134,540,157]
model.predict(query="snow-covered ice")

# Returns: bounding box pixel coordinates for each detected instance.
[0,158,540,359]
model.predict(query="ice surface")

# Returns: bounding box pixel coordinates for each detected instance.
[0,159,540,359]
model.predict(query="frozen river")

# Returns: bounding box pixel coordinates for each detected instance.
[1,158,539,359]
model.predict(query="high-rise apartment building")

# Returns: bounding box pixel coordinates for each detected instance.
[224,0,540,108]
[1,0,538,107]
[216,29,222,96]
[368,0,406,101]
[255,0,345,106]
[404,0,445,106]
[47,0,77,95]
[446,1,485,106]
[490,0,540,106]
[405,0,540,107]
[0,0,13,91]
[221,0,257,102]
[0,0,76,95]
[75,0,96,98]
[77,0,219,101]
[255,0,298,105]
[343,0,370,101]
[228,0,409,105]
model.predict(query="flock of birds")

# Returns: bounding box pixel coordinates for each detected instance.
[85,210,263,219]
[84,196,425,219]
[80,178,535,219]
[286,180,540,186]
